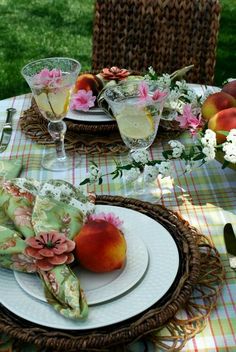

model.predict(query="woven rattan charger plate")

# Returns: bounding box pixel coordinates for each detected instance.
[0,196,224,351]
[20,99,182,155]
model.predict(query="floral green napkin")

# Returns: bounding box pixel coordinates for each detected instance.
[0,177,95,320]
[0,159,22,180]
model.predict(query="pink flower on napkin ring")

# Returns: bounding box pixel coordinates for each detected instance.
[100,66,130,81]
[25,231,75,271]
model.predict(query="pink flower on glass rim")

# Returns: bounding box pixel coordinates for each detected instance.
[176,104,202,133]
[138,81,150,102]
[87,212,124,230]
[100,66,130,81]
[138,82,168,103]
[152,89,168,102]
[34,68,62,88]
[24,231,75,271]
[70,89,96,112]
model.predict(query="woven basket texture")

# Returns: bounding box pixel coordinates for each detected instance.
[92,0,221,85]
[0,196,224,352]
[20,100,182,155]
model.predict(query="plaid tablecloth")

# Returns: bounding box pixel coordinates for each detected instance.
[0,93,235,352]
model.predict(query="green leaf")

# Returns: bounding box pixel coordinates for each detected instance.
[98,177,103,185]
[79,178,90,185]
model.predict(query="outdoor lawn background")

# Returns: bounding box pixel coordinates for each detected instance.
[0,0,235,100]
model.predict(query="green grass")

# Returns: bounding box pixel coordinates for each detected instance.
[0,0,235,100]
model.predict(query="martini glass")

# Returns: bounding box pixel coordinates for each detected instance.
[104,79,169,199]
[21,57,81,171]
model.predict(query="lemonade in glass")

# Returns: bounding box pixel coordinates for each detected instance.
[21,57,81,171]
[104,80,168,154]
[104,80,169,199]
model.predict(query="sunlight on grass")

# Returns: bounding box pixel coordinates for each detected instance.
[0,0,235,99]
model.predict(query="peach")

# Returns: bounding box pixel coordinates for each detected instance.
[74,73,103,99]
[222,80,236,99]
[201,92,236,120]
[74,220,127,273]
[208,107,236,143]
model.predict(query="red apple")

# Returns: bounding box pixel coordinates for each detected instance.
[74,73,103,98]
[208,107,236,143]
[222,80,236,99]
[201,92,236,120]
[74,220,127,273]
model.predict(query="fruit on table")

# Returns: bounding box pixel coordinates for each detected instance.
[208,107,236,143]
[74,220,127,273]
[74,73,103,98]
[222,80,236,99]
[201,92,236,120]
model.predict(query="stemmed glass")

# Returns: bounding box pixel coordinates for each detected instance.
[103,79,169,199]
[21,57,81,171]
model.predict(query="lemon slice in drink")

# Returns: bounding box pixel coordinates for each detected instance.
[116,106,155,139]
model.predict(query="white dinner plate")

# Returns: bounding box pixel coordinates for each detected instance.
[66,84,220,123]
[14,230,149,306]
[66,107,112,123]
[0,205,179,330]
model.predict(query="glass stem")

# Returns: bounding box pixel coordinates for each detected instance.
[48,121,67,160]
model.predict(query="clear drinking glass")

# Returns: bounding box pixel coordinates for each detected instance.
[104,80,169,200]
[21,57,81,171]
[104,79,168,155]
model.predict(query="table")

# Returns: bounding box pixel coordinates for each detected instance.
[0,92,235,352]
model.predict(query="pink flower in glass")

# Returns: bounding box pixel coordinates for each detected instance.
[87,212,124,230]
[25,231,75,271]
[70,89,96,112]
[34,68,62,88]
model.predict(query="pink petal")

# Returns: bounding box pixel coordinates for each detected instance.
[50,232,66,243]
[48,254,68,265]
[138,81,149,99]
[152,90,168,102]
[25,247,43,259]
[25,237,43,249]
[65,239,76,252]
[38,248,55,257]
[37,259,54,271]
[53,243,68,255]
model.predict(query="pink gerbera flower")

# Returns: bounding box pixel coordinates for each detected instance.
[70,89,96,112]
[25,231,75,271]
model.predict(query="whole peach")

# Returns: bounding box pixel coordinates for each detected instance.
[74,73,103,98]
[208,107,236,143]
[201,92,236,120]
[222,80,236,99]
[74,220,127,273]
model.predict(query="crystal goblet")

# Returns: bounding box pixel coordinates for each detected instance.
[21,57,81,171]
[104,80,169,200]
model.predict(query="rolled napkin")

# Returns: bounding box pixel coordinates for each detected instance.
[0,177,95,319]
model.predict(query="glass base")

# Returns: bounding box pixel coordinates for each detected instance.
[41,151,81,171]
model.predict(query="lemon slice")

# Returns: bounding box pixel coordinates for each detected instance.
[35,88,70,116]
[116,106,155,139]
